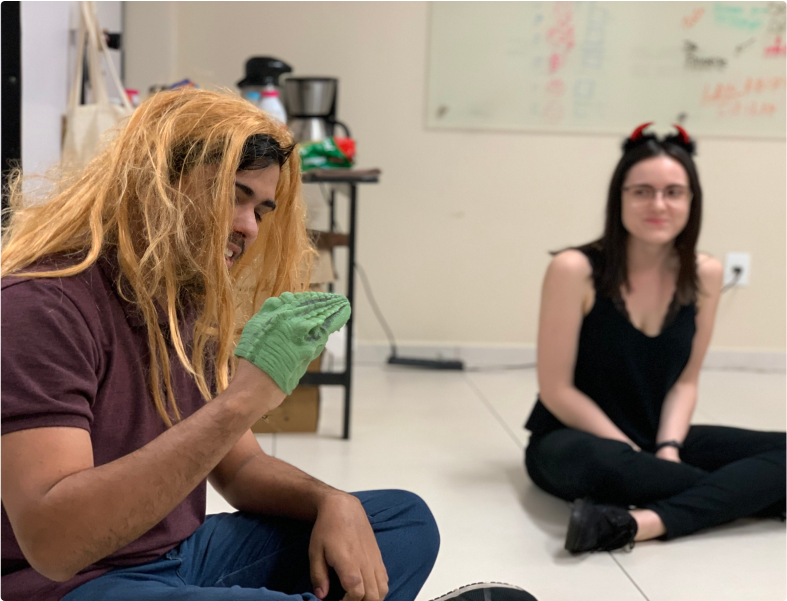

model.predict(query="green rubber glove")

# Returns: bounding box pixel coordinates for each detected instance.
[234,291,351,395]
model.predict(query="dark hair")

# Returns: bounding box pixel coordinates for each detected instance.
[170,134,295,177]
[238,133,295,171]
[577,129,702,305]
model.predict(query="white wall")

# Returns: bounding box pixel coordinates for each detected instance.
[123,1,178,92]
[21,1,73,175]
[21,1,122,175]
[125,2,786,354]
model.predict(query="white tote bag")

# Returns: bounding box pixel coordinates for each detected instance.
[62,1,133,170]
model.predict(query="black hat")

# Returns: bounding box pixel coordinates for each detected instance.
[237,57,293,88]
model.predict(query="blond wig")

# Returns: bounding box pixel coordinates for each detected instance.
[1,88,314,426]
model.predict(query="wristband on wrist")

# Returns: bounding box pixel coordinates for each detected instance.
[655,440,684,452]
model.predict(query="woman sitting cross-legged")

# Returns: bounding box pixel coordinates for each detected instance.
[524,123,786,553]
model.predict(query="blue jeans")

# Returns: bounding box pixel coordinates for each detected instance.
[63,490,440,601]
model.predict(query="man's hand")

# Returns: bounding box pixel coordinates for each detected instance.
[655,446,681,463]
[235,292,351,395]
[309,492,388,601]
[225,358,287,418]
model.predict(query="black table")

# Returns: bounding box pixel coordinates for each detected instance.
[298,169,380,439]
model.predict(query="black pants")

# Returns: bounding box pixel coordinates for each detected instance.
[525,425,786,539]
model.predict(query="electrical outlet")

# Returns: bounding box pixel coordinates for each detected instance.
[724,252,751,287]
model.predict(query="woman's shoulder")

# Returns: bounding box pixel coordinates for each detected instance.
[544,249,596,313]
[696,253,724,299]
[696,253,723,278]
[542,248,597,318]
[548,248,594,278]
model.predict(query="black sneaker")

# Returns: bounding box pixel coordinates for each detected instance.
[565,498,638,554]
[430,583,538,601]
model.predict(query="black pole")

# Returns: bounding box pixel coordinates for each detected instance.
[2,0,22,224]
[342,184,357,440]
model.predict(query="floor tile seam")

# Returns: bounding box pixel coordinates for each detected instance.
[462,374,525,450]
[609,552,651,601]
[691,405,725,427]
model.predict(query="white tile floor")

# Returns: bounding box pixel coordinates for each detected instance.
[207,365,786,601]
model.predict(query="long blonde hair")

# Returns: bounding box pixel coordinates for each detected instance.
[1,88,314,426]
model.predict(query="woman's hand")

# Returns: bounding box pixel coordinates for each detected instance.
[655,446,681,463]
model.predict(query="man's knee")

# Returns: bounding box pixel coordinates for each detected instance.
[390,490,440,571]
[356,489,440,564]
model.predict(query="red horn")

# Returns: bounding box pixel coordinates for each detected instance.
[673,124,691,145]
[629,122,653,141]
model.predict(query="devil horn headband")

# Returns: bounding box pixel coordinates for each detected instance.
[629,122,654,141]
[672,124,691,145]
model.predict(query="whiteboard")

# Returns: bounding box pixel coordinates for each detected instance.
[427,2,786,138]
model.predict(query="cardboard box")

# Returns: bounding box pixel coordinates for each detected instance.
[310,249,336,286]
[251,385,319,434]
[307,230,347,286]
[250,354,321,434]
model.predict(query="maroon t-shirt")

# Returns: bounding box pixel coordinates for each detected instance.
[1,256,208,601]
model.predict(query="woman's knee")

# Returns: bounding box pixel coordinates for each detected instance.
[767,432,786,452]
[525,433,615,500]
[533,432,630,471]
[541,435,642,499]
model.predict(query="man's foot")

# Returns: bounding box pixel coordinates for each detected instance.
[565,498,638,554]
[430,583,538,601]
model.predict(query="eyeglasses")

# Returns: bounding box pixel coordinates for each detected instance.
[622,185,692,203]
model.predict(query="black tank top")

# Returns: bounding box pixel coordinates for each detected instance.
[524,247,697,451]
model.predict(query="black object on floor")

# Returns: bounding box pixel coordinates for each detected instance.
[429,582,538,601]
[387,356,465,370]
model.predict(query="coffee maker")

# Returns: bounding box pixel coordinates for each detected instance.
[284,77,351,143]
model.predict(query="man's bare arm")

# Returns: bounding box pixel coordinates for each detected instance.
[210,433,389,601]
[209,430,339,519]
[1,359,283,583]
